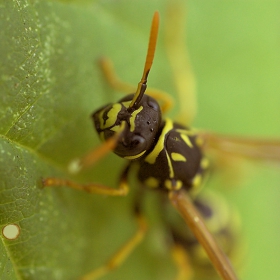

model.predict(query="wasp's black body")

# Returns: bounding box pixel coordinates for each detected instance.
[137,120,205,192]
[92,94,207,194]
[44,11,242,280]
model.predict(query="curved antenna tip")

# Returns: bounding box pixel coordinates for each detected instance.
[129,11,160,109]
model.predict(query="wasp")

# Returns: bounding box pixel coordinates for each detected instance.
[44,6,280,280]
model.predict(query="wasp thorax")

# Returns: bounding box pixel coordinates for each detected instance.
[92,94,162,160]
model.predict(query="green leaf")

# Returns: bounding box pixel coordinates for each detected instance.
[1,1,280,280]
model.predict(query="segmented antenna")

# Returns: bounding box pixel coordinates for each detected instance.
[129,11,160,110]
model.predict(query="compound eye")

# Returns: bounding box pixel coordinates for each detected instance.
[147,97,160,111]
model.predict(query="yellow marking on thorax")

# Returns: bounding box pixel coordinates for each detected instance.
[164,179,182,190]
[124,150,146,160]
[171,152,187,162]
[176,128,196,136]
[165,150,174,178]
[192,174,202,189]
[145,118,173,164]
[144,177,159,188]
[180,134,193,148]
[129,106,143,132]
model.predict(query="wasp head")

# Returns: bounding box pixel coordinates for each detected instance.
[92,94,161,160]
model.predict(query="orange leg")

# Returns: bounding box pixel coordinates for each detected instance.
[80,214,147,280]
[164,0,197,126]
[68,121,126,174]
[43,177,129,196]
[169,190,238,280]
[171,244,194,280]
[43,163,131,197]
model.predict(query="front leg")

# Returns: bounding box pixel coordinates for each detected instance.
[43,163,131,197]
[78,166,148,280]
[80,213,147,280]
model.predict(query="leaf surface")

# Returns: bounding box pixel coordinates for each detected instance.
[1,1,280,280]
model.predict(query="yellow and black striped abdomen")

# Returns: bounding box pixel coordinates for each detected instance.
[137,119,207,192]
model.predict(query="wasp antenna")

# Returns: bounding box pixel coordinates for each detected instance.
[129,11,160,109]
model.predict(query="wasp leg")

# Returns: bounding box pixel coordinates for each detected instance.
[43,162,131,196]
[165,0,196,126]
[43,124,128,195]
[169,190,238,280]
[171,243,194,280]
[68,121,126,174]
[99,57,173,114]
[42,177,128,196]
[80,214,147,280]
[80,184,148,280]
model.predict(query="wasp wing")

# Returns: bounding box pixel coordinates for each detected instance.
[199,132,280,163]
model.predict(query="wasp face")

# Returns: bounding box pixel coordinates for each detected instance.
[92,94,162,160]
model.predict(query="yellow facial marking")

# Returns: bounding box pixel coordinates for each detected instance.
[106,103,122,128]
[98,108,105,129]
[110,120,126,133]
[180,134,193,148]
[124,150,146,160]
[100,103,122,130]
[110,125,121,132]
[145,118,173,164]
[171,152,187,162]
[144,177,159,188]
[129,106,143,132]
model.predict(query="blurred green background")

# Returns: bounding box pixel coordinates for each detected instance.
[0,0,279,280]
